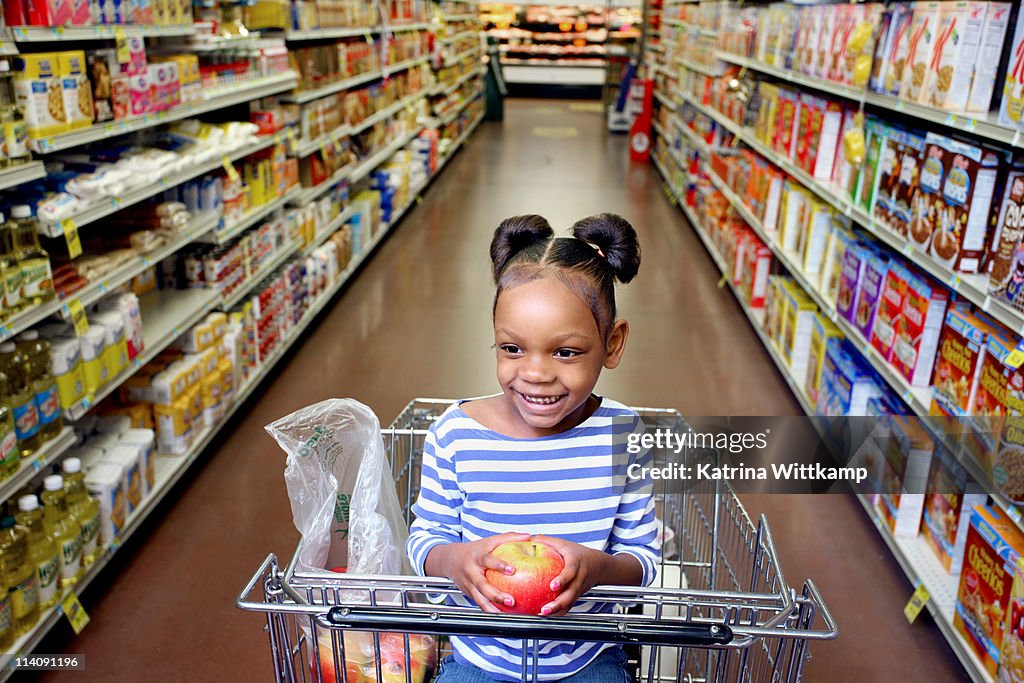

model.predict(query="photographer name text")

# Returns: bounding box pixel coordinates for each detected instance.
[627,462,869,484]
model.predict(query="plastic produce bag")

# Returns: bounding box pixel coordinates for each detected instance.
[265,398,411,577]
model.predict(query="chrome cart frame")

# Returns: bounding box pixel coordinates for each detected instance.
[238,399,837,682]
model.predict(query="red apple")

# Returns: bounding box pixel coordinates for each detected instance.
[484,539,565,615]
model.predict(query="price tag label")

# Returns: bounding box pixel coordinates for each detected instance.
[287,128,298,150]
[67,299,89,337]
[62,218,82,259]
[1006,345,1024,370]
[115,27,130,64]
[365,32,375,45]
[331,136,343,154]
[717,273,728,288]
[903,583,930,624]
[221,156,241,183]
[319,139,329,158]
[61,592,90,634]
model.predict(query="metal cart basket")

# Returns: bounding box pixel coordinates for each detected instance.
[238,399,837,682]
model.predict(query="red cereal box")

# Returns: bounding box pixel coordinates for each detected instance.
[954,505,1024,676]
[774,89,801,160]
[894,269,949,386]
[870,261,910,362]
[932,308,990,416]
[743,236,773,309]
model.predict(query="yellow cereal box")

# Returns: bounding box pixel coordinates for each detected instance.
[13,53,67,138]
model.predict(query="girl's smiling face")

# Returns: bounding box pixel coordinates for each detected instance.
[493,276,627,437]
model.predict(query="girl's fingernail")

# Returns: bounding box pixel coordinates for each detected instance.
[504,597,514,607]
[541,606,552,616]
[550,579,560,591]
[505,565,514,575]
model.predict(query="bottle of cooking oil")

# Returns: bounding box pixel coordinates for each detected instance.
[0,561,11,651]
[0,515,38,636]
[40,475,81,587]
[16,495,59,610]
[18,331,61,442]
[0,60,29,168]
[0,212,21,316]
[9,206,53,306]
[62,458,100,567]
[0,371,18,478]
[0,342,40,457]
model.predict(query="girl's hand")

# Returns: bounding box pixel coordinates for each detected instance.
[432,532,531,613]
[530,535,611,617]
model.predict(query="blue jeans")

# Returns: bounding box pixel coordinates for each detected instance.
[434,646,632,682]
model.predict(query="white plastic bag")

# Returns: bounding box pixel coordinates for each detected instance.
[265,398,411,576]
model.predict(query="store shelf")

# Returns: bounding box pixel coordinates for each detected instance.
[302,206,357,258]
[654,89,676,109]
[660,18,715,36]
[0,161,46,190]
[676,57,721,79]
[9,23,195,42]
[37,136,278,236]
[283,22,430,41]
[443,13,478,22]
[294,89,427,158]
[185,33,265,52]
[0,427,76,506]
[440,29,478,43]
[439,89,483,126]
[54,211,220,318]
[856,495,993,683]
[221,240,301,312]
[713,51,1023,149]
[284,56,428,105]
[437,114,484,173]
[29,73,298,155]
[444,46,482,68]
[434,67,484,96]
[0,99,483,676]
[0,299,65,347]
[62,287,222,422]
[349,126,425,184]
[503,62,606,85]
[205,187,300,246]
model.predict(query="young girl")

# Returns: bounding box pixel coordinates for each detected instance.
[406,213,660,682]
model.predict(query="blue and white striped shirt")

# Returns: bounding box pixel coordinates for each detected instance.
[407,397,660,681]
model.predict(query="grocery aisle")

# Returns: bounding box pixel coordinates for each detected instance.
[37,100,964,681]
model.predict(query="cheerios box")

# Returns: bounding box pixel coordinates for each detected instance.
[955,504,1024,677]
[922,442,988,573]
[1000,556,1024,682]
[932,309,990,418]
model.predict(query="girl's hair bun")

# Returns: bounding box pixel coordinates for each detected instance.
[489,214,554,280]
[571,213,641,283]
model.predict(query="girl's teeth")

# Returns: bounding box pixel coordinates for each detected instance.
[523,394,560,404]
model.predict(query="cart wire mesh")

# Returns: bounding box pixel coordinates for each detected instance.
[238,399,837,682]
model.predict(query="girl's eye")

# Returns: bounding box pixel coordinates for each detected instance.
[555,349,582,358]
[499,344,522,355]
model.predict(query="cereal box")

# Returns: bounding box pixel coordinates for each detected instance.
[764,276,788,345]
[814,5,835,80]
[971,324,1017,470]
[828,4,855,82]
[817,340,882,416]
[881,3,915,97]
[924,448,989,574]
[801,203,833,286]
[805,314,843,407]
[837,240,871,323]
[968,2,1012,113]
[932,308,990,417]
[842,3,883,87]
[910,133,948,251]
[28,0,72,27]
[773,89,801,160]
[871,3,910,95]
[870,261,910,362]
[820,221,857,308]
[12,53,67,138]
[781,286,817,383]
[999,557,1024,682]
[954,505,1024,676]
[928,134,1003,274]
[902,2,942,104]
[892,130,926,238]
[801,95,843,181]
[853,248,889,340]
[760,163,785,234]
[927,2,986,111]
[875,413,934,538]
[893,270,949,387]
[1000,9,1024,129]
[989,163,1024,312]
[832,107,862,200]
[872,126,906,230]
[778,181,809,254]
[741,235,772,309]
[58,51,92,130]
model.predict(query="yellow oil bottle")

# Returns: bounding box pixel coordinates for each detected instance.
[0,515,38,635]
[63,458,100,567]
[16,495,59,610]
[40,475,81,587]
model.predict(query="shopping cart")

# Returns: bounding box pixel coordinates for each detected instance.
[237,399,838,683]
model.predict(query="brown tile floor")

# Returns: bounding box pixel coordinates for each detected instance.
[34,100,968,681]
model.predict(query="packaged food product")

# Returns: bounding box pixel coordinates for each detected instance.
[1001,8,1024,129]
[910,134,947,251]
[893,271,949,387]
[49,337,85,410]
[99,446,142,512]
[891,131,926,238]
[92,311,128,378]
[926,134,1003,273]
[805,314,843,407]
[875,413,933,538]
[12,53,67,138]
[817,340,882,416]
[902,2,942,103]
[1000,556,1024,682]
[932,309,991,417]
[870,261,909,362]
[79,326,107,395]
[853,248,889,340]
[856,120,888,214]
[740,236,771,309]
[154,397,189,455]
[923,446,989,574]
[85,463,126,545]
[954,504,1024,675]
[872,126,905,230]
[989,163,1024,312]
[968,3,1012,113]
[780,285,816,383]
[820,223,857,308]
[972,325,1018,468]
[925,2,986,111]
[119,428,155,494]
[57,51,93,130]
[837,241,870,324]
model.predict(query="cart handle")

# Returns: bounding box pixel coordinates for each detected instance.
[318,605,734,647]
[236,553,280,612]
